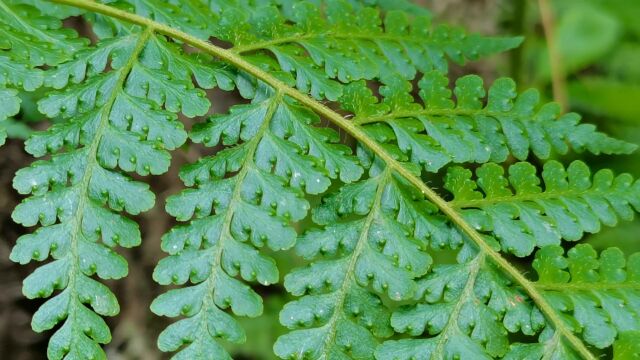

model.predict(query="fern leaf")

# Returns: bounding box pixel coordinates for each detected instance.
[9,1,640,360]
[8,19,229,356]
[9,0,83,18]
[10,29,152,359]
[0,0,82,142]
[379,241,640,360]
[613,331,640,360]
[444,160,640,256]
[505,341,581,360]
[503,244,640,360]
[119,0,215,40]
[0,89,20,144]
[228,1,521,84]
[0,0,86,66]
[377,250,545,360]
[274,170,433,359]
[345,72,636,171]
[532,245,640,349]
[113,0,519,101]
[151,91,360,358]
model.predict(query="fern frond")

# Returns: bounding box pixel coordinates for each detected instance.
[0,0,84,142]
[376,249,545,360]
[344,71,636,171]
[506,244,640,359]
[151,90,361,358]
[226,1,520,94]
[533,245,640,348]
[445,160,640,256]
[9,1,640,359]
[112,0,519,101]
[10,0,83,18]
[8,16,235,356]
[10,29,153,359]
[379,240,640,360]
[274,169,433,359]
[377,160,640,358]
[0,0,85,66]
[118,0,215,40]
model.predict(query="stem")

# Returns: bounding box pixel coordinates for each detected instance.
[535,283,640,291]
[48,1,595,358]
[538,0,568,111]
[450,189,593,209]
[354,109,485,125]
[232,33,443,54]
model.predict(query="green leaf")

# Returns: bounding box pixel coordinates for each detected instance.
[275,171,432,359]
[0,88,20,123]
[346,72,636,172]
[117,0,217,40]
[8,22,224,358]
[531,244,640,349]
[614,331,640,359]
[0,0,87,67]
[209,0,521,99]
[8,2,640,360]
[153,92,360,358]
[445,160,640,257]
[378,251,544,360]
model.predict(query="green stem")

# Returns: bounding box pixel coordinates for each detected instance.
[353,109,493,125]
[538,0,568,111]
[450,189,593,209]
[535,282,640,291]
[47,1,596,358]
[232,32,441,54]
[510,0,527,84]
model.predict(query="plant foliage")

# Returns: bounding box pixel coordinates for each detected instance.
[3,0,640,360]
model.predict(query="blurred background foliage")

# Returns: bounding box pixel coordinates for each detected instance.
[522,0,640,153]
[0,0,638,359]
[512,0,640,256]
